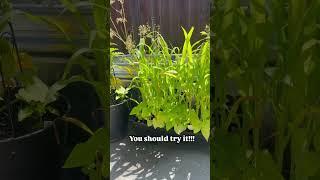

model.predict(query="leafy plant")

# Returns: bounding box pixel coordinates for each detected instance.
[110,0,143,106]
[1,1,106,179]
[212,0,320,179]
[1,1,93,135]
[64,128,108,180]
[16,76,64,122]
[110,47,138,106]
[12,76,93,134]
[129,27,211,140]
[110,47,125,94]
[41,0,110,179]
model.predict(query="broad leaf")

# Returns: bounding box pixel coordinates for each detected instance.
[16,76,49,103]
[64,128,107,168]
[18,107,34,122]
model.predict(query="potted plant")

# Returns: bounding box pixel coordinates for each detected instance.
[0,78,93,180]
[0,3,93,179]
[0,75,70,180]
[109,0,143,142]
[109,0,211,141]
[109,47,133,141]
[127,26,211,141]
[0,2,61,177]
[0,35,92,180]
[50,0,110,179]
[110,45,140,143]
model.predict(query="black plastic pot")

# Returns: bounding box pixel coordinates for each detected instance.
[110,100,130,142]
[0,122,60,180]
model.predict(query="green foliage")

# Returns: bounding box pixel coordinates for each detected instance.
[0,39,37,85]
[130,27,211,140]
[55,0,108,114]
[114,86,129,100]
[14,76,93,136]
[16,76,64,121]
[0,5,93,137]
[0,37,17,80]
[109,1,136,102]
[110,47,125,90]
[64,128,108,180]
[40,0,110,179]
[0,0,11,15]
[0,4,103,179]
[213,0,320,179]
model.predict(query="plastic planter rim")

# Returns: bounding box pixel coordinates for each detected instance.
[0,122,53,143]
[110,99,128,108]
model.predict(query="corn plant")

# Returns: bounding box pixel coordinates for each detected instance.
[129,27,211,140]
[213,0,320,179]
[27,0,110,179]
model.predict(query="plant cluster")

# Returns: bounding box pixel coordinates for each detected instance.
[2,0,108,179]
[15,77,66,128]
[129,26,211,140]
[213,0,320,179]
[0,3,63,138]
[52,0,109,179]
[109,0,211,140]
[0,37,92,142]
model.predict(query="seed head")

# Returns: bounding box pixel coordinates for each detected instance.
[138,24,151,38]
[125,34,135,52]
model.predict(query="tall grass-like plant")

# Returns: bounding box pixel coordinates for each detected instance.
[213,0,320,179]
[38,0,110,179]
[130,27,211,140]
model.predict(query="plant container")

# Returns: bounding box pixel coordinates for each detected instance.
[0,122,60,180]
[110,100,130,142]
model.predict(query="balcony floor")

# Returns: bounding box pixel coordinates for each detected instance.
[110,126,210,180]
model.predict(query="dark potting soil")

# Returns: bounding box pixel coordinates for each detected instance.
[0,112,60,140]
[0,123,25,140]
[0,92,70,140]
[0,101,26,140]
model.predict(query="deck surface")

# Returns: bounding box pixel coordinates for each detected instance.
[110,127,210,180]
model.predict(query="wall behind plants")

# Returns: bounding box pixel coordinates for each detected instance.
[111,0,210,50]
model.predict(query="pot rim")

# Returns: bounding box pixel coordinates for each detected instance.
[110,99,128,108]
[0,122,52,143]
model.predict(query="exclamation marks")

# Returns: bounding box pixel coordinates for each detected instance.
[183,135,195,142]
